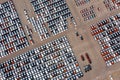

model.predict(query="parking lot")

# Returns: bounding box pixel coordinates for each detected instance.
[0,0,120,80]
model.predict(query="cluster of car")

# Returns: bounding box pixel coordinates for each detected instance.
[74,0,90,6]
[103,0,120,11]
[80,5,96,21]
[0,0,29,58]
[0,36,84,80]
[75,32,84,40]
[90,13,120,66]
[81,53,92,72]
[29,0,72,41]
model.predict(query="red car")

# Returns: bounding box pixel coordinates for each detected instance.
[85,53,92,64]
[81,55,85,61]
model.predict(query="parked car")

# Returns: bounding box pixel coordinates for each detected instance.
[75,32,79,36]
[84,64,92,72]
[81,55,85,61]
[85,53,92,64]
[80,35,83,40]
[0,36,83,80]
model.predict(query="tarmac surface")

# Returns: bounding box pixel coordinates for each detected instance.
[0,0,120,80]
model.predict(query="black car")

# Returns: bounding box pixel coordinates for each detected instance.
[75,32,79,36]
[84,64,92,72]
[80,35,84,40]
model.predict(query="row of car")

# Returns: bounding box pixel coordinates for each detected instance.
[90,13,120,66]
[0,36,84,80]
[25,25,34,45]
[74,0,90,6]
[80,5,96,21]
[23,9,30,24]
[29,0,72,41]
[0,0,29,58]
[103,0,120,11]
